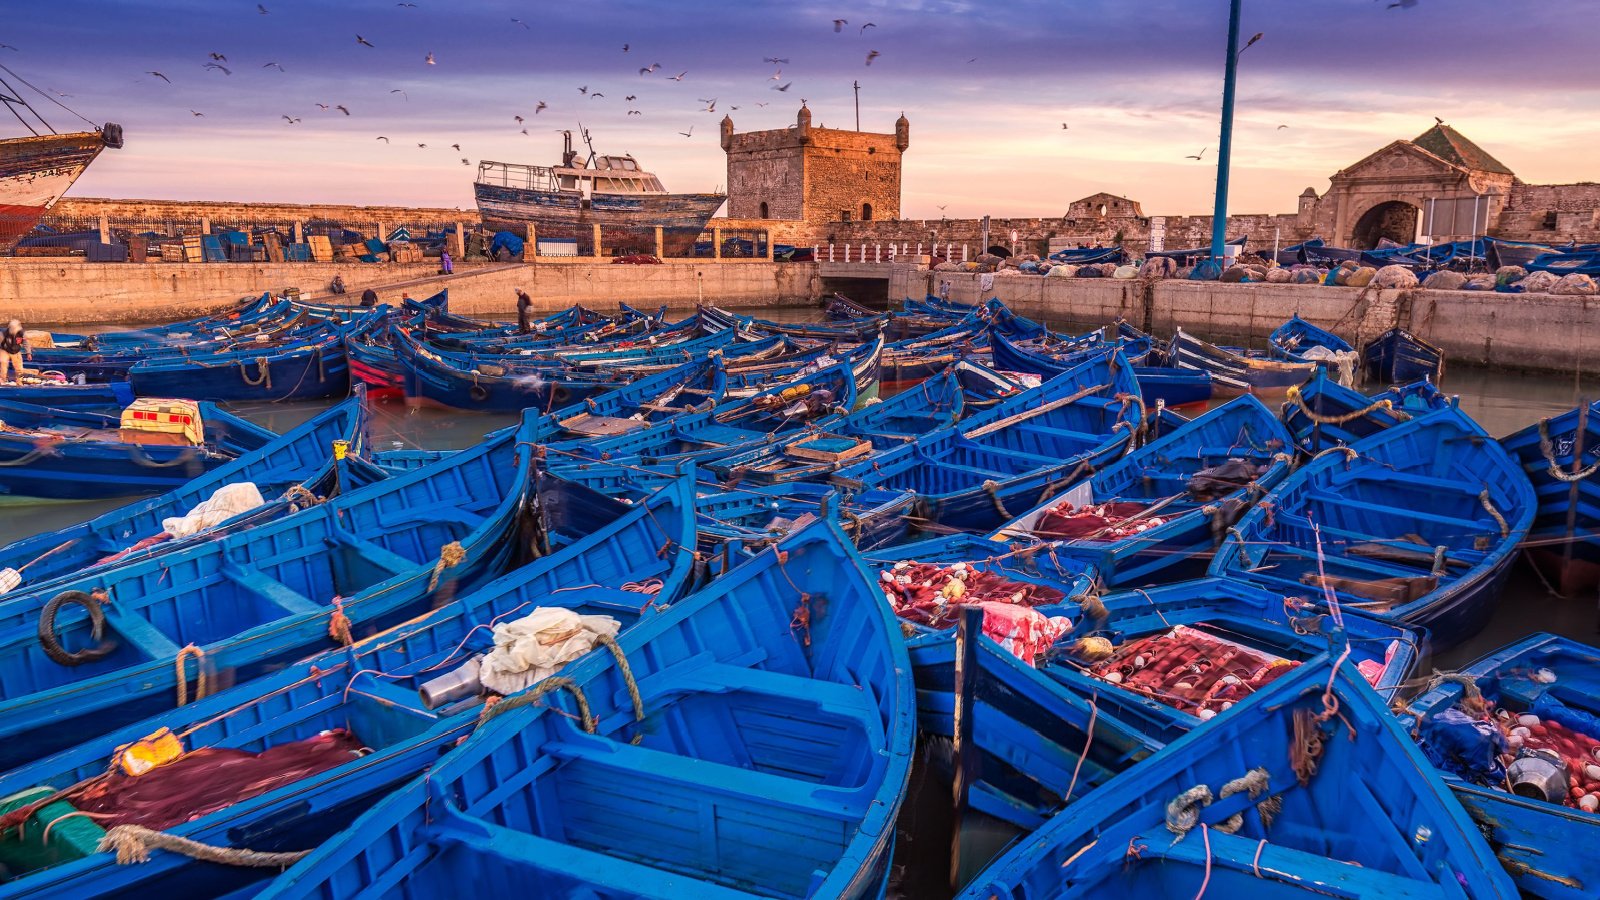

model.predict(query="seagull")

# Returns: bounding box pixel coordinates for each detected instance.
[425,52,435,65]
[578,85,588,94]
[336,104,350,115]
[1240,31,1264,53]
[832,18,847,32]
[209,52,227,62]
[257,3,268,12]
[865,50,880,65]
[763,57,789,64]
[627,110,642,116]
[967,57,978,63]
[391,89,407,100]
[730,105,739,110]
[189,109,205,116]
[514,115,524,124]
[511,17,529,28]
[397,2,416,6]
[203,62,231,75]
[1186,147,1207,160]
[860,22,876,33]
[755,101,769,107]
[0,43,17,51]
[937,204,947,212]
[1061,123,1069,129]
[679,125,693,137]
[316,103,329,110]
[591,92,604,98]
[625,94,636,101]
[1277,124,1289,129]
[376,136,390,142]
[702,100,716,112]
[772,82,791,92]
[1388,0,1419,8]
[639,63,660,75]
[262,62,285,71]
[147,71,171,83]
[668,71,686,81]
[769,70,782,80]
[622,43,629,52]
[1434,115,1445,125]
[461,158,470,165]
[356,35,375,47]
[521,128,529,134]
[281,115,301,124]
[417,143,427,148]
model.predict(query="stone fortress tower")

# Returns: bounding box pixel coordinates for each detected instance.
[721,105,908,224]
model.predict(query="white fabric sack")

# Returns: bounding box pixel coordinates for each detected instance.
[161,482,266,538]
[479,607,621,695]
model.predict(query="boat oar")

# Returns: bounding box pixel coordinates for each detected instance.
[0,537,82,594]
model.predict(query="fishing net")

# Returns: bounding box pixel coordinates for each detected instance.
[1084,625,1298,717]
[1344,266,1378,288]
[1372,265,1419,289]
[1519,270,1561,293]
[1422,270,1468,291]
[879,561,1066,629]
[1553,274,1598,295]
[1033,501,1159,540]
[72,729,366,832]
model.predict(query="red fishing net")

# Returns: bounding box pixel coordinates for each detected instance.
[72,729,366,832]
[1033,501,1161,540]
[880,561,1066,629]
[1087,625,1299,718]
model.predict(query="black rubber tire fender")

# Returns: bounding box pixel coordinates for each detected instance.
[38,590,117,666]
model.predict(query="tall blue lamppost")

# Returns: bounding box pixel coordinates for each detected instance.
[1201,0,1244,279]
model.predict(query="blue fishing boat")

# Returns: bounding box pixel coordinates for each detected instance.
[992,395,1295,586]
[0,413,538,769]
[1267,314,1358,381]
[718,334,884,401]
[0,474,697,899]
[1170,327,1317,397]
[1212,403,1536,650]
[1501,400,1600,595]
[832,350,1141,532]
[392,323,624,412]
[1404,633,1600,899]
[0,392,368,592]
[957,652,1516,899]
[0,377,134,410]
[1528,248,1600,278]
[1037,576,1421,745]
[0,398,276,500]
[1281,371,1450,454]
[257,516,915,900]
[126,319,359,402]
[1364,326,1445,385]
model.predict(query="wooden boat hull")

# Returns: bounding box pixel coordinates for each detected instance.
[1363,327,1444,385]
[1170,328,1316,397]
[1501,401,1600,595]
[474,181,725,257]
[0,130,111,252]
[127,332,353,402]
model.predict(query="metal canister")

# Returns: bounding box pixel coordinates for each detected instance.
[1508,748,1570,804]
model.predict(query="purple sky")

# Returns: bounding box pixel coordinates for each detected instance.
[8,0,1597,218]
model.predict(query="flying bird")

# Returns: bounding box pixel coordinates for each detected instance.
[1186,147,1207,160]
[521,128,529,134]
[257,3,268,12]
[1387,0,1419,8]
[622,43,629,52]
[397,2,416,6]
[147,71,171,83]
[356,35,375,47]
[730,105,739,110]
[1061,123,1069,129]
[703,100,716,112]
[865,50,880,65]
[967,57,978,63]
[668,71,686,81]
[262,62,284,71]
[425,52,435,65]
[203,62,231,75]
[578,85,588,94]
[376,135,390,142]
[189,109,205,116]
[461,158,470,165]
[772,82,791,92]
[937,205,947,212]
[860,22,876,33]
[832,18,847,32]
[209,52,227,62]
[591,92,604,98]
[1277,124,1289,129]
[627,110,641,116]
[0,43,17,51]
[281,115,300,124]
[763,57,789,64]
[639,63,660,75]
[451,143,461,150]
[625,94,636,101]
[336,104,350,115]
[417,142,427,148]
[316,103,329,109]
[514,115,525,124]
[391,89,408,100]
[769,70,782,80]
[1434,115,1444,125]
[679,125,693,137]
[511,17,529,28]
[755,101,769,107]
[1239,32,1264,53]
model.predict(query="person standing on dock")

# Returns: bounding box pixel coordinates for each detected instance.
[0,321,29,385]
[360,287,379,308]
[516,289,533,334]
[440,251,453,275]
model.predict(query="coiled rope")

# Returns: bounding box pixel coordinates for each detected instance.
[1215,768,1271,834]
[239,357,272,389]
[1165,785,1213,840]
[478,675,593,730]
[280,485,322,511]
[98,824,308,868]
[426,541,466,592]
[174,644,208,707]
[1537,418,1600,483]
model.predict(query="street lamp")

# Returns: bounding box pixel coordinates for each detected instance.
[1200,0,1244,279]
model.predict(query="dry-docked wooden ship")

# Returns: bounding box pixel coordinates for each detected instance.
[473,130,724,257]
[0,68,121,252]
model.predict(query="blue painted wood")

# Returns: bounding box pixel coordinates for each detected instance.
[1267,314,1355,363]
[0,412,540,769]
[957,652,1516,898]
[1281,370,1450,454]
[0,379,133,410]
[258,516,914,900]
[1212,403,1536,651]
[993,394,1296,586]
[1501,401,1600,595]
[1364,327,1445,385]
[0,391,368,589]
[0,398,276,500]
[0,474,697,898]
[1170,327,1318,396]
[1403,632,1600,899]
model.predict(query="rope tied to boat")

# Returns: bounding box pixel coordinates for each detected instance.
[239,357,272,389]
[594,633,645,745]
[127,445,204,470]
[1285,385,1403,426]
[981,480,1011,520]
[1215,768,1271,834]
[0,442,64,468]
[174,644,208,707]
[1537,417,1600,483]
[1308,446,1360,466]
[1291,707,1325,786]
[97,824,309,868]
[478,675,594,731]
[280,485,322,511]
[1164,784,1213,840]
[1478,489,1510,539]
[328,596,354,646]
[426,540,466,592]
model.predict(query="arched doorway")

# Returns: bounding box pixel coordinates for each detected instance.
[1352,200,1420,249]
[861,202,873,221]
[985,245,1011,258]
[758,201,769,219]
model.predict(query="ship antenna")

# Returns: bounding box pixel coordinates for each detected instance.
[0,63,101,134]
[577,121,597,167]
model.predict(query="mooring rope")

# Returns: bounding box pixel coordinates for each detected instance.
[1478,489,1510,539]
[426,541,466,592]
[1537,417,1600,483]
[239,357,272,389]
[1285,385,1403,426]
[594,633,645,745]
[98,824,309,868]
[478,675,594,730]
[174,644,208,707]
